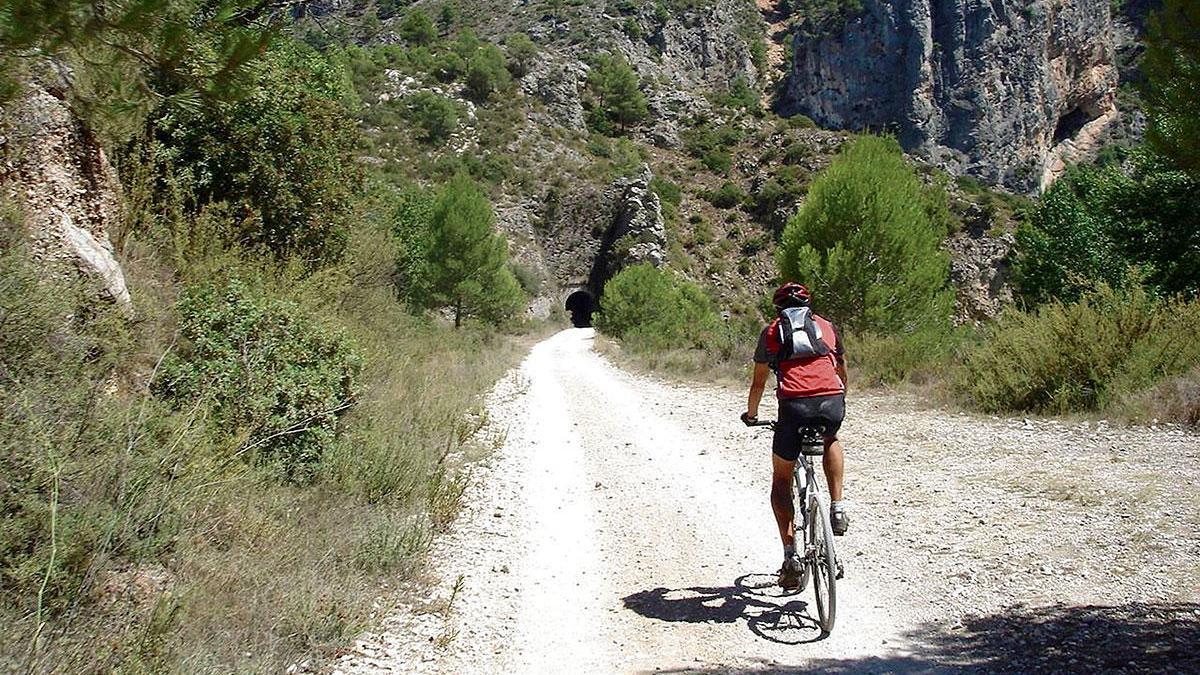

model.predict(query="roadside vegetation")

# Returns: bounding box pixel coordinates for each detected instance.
[1,4,535,671]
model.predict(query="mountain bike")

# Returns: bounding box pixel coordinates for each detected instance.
[745,419,840,634]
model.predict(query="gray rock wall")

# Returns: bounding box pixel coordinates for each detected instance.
[784,0,1119,192]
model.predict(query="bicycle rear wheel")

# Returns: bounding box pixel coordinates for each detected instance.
[807,498,837,633]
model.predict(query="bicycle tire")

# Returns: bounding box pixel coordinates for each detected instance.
[808,497,837,633]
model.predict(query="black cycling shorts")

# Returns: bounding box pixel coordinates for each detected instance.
[772,394,845,461]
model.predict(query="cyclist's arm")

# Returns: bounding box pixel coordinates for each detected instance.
[746,362,770,419]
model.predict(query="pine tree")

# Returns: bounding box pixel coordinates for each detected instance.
[587,53,648,134]
[776,135,953,333]
[425,174,524,327]
[1143,0,1200,178]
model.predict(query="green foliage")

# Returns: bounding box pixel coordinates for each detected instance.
[586,52,648,134]
[140,39,360,265]
[682,120,741,174]
[155,279,361,477]
[423,174,525,326]
[1014,153,1200,304]
[504,32,539,77]
[711,77,760,113]
[1142,0,1200,178]
[405,90,460,143]
[597,264,719,349]
[650,176,682,224]
[0,0,271,139]
[777,135,953,333]
[464,43,511,102]
[705,181,747,209]
[399,9,437,45]
[846,326,968,387]
[750,164,808,227]
[960,286,1200,413]
[792,0,865,37]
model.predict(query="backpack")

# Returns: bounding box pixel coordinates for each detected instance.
[773,306,831,366]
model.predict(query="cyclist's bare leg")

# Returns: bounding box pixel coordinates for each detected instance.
[770,454,796,546]
[822,437,844,502]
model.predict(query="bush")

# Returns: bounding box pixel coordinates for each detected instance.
[846,327,968,387]
[464,44,511,102]
[777,135,953,334]
[399,10,437,45]
[597,264,719,350]
[155,279,362,477]
[1122,367,1200,427]
[705,181,747,209]
[139,39,360,266]
[504,32,538,77]
[404,91,460,143]
[959,286,1200,413]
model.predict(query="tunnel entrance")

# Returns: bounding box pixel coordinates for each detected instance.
[565,290,595,328]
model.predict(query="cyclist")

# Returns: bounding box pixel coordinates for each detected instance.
[742,282,849,590]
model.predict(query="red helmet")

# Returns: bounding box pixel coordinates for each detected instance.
[772,282,811,308]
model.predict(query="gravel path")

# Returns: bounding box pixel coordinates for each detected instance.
[333,329,1200,674]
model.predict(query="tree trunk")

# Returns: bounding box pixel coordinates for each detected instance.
[454,298,462,328]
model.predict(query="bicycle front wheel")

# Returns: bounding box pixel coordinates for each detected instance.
[808,498,837,633]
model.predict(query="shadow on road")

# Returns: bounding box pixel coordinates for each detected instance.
[622,573,828,645]
[633,600,1200,674]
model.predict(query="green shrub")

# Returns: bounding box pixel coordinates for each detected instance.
[960,286,1200,413]
[597,263,719,349]
[504,32,539,77]
[155,279,362,477]
[777,135,953,333]
[846,327,968,387]
[399,10,437,45]
[701,148,733,173]
[139,39,361,266]
[465,43,511,102]
[751,164,807,226]
[651,176,682,224]
[705,181,747,209]
[404,91,460,143]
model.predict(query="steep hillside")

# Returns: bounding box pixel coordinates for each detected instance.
[331,0,1031,324]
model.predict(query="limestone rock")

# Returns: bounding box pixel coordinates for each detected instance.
[947,229,1015,324]
[1,66,131,308]
[587,163,668,291]
[783,0,1120,193]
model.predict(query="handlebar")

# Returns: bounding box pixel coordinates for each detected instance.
[740,412,776,429]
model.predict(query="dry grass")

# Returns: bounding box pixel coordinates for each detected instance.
[0,213,529,672]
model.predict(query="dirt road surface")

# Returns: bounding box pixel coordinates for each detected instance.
[334,329,1200,674]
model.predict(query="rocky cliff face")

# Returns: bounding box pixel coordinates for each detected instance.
[1,67,131,308]
[783,0,1119,192]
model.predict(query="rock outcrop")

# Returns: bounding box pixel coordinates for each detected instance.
[1,67,131,308]
[783,0,1119,192]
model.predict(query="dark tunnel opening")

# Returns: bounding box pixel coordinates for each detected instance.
[565,290,595,328]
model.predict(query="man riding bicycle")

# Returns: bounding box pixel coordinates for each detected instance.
[742,282,849,590]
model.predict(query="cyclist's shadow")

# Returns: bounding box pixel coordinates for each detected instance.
[622,573,828,644]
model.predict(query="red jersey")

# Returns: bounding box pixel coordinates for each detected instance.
[753,314,845,399]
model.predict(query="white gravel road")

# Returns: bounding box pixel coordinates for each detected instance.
[335,328,1200,675]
